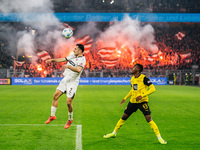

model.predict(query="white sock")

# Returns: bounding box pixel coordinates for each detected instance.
[68,111,73,121]
[112,130,116,134]
[157,134,161,139]
[51,106,57,116]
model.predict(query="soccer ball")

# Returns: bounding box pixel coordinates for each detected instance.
[62,28,73,39]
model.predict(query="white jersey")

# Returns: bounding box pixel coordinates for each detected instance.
[63,53,86,83]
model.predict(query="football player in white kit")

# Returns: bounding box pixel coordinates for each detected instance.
[45,44,86,129]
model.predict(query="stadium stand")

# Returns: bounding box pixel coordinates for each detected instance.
[0,0,199,85]
[51,0,200,13]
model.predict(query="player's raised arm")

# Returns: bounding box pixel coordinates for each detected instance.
[45,58,67,64]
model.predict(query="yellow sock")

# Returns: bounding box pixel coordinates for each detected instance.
[113,118,125,134]
[148,120,161,138]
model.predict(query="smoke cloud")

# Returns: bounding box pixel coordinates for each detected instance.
[0,1,158,63]
[0,0,53,13]
[99,15,158,57]
[76,22,100,38]
[0,0,73,62]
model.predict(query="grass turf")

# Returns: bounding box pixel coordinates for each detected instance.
[0,85,200,150]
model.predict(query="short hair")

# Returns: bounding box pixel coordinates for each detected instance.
[76,44,84,53]
[135,64,143,73]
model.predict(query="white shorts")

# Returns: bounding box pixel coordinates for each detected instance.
[57,78,79,98]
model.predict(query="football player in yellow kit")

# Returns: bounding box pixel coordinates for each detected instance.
[103,64,167,144]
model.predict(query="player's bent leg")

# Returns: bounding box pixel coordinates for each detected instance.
[67,97,73,113]
[67,97,73,121]
[45,89,63,124]
[64,97,74,129]
[52,89,63,107]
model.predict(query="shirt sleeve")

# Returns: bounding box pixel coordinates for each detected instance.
[77,57,86,68]
[141,84,156,97]
[143,76,153,86]
[141,76,155,97]
[65,53,76,61]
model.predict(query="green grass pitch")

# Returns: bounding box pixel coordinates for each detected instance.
[0,85,200,150]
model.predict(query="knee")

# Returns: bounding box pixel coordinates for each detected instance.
[67,102,71,106]
[145,115,152,122]
[122,113,129,120]
[67,99,72,106]
[53,94,59,101]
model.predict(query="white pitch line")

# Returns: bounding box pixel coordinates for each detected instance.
[76,125,82,150]
[0,124,83,150]
[0,124,77,126]
[0,124,82,150]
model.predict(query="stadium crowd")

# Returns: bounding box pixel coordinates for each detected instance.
[0,22,200,78]
[0,46,12,68]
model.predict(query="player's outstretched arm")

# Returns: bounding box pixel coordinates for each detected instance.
[45,58,67,64]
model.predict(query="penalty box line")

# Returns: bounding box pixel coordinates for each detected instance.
[0,124,82,150]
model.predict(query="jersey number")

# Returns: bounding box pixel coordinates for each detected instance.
[142,103,149,111]
[69,88,72,94]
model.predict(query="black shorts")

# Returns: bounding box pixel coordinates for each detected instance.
[124,102,151,116]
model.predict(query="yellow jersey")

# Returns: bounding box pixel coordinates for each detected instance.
[124,74,156,103]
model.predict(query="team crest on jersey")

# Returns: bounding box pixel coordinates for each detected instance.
[147,80,152,84]
[133,84,138,90]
